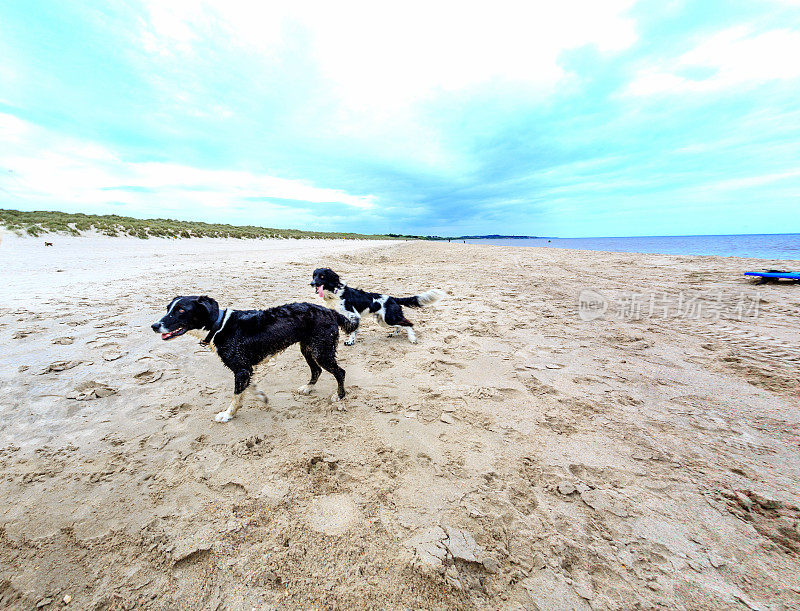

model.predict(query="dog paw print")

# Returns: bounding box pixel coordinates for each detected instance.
[232,435,272,458]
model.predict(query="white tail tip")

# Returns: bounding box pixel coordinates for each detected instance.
[417,289,446,306]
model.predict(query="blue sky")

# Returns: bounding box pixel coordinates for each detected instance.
[1,1,799,237]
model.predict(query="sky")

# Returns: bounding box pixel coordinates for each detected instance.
[1,1,799,237]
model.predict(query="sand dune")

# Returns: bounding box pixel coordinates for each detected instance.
[1,234,799,609]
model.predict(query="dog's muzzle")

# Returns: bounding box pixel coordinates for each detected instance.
[151,321,186,340]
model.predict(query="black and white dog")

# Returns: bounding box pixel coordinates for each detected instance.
[310,268,444,345]
[151,296,358,422]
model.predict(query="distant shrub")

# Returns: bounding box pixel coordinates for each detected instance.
[0,208,405,241]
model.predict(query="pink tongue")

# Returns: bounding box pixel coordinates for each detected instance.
[317,286,324,298]
[161,332,170,339]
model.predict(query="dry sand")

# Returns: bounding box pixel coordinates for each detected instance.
[1,233,799,610]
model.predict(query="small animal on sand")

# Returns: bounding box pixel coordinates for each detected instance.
[310,267,444,345]
[151,295,358,422]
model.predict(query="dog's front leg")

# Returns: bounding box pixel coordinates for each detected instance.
[341,308,360,346]
[215,369,251,423]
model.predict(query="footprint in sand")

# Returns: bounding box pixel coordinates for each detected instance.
[95,333,127,342]
[52,337,75,345]
[41,360,83,374]
[102,348,128,361]
[67,381,117,400]
[12,328,43,339]
[134,370,163,384]
[306,494,362,535]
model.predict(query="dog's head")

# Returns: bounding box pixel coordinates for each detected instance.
[151,295,219,340]
[310,268,341,298]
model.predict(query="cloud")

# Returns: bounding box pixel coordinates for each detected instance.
[0,113,377,222]
[138,0,638,108]
[626,27,800,96]
[2,1,800,237]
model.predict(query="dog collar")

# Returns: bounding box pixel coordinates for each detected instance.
[200,308,232,348]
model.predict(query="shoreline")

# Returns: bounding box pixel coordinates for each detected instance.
[1,238,798,608]
[462,235,800,261]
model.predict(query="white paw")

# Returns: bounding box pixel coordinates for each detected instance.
[297,384,314,395]
[330,393,342,403]
[344,339,355,346]
[214,411,233,423]
[254,390,269,404]
[409,337,418,344]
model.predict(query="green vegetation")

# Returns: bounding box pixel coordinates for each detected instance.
[0,209,406,240]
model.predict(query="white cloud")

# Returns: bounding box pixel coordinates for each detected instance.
[130,0,639,178]
[626,27,800,96]
[138,0,638,107]
[698,168,800,192]
[0,113,376,219]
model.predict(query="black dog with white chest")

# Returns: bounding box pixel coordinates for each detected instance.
[152,296,358,422]
[310,268,444,345]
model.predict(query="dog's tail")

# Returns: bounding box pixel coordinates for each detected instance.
[335,311,360,334]
[393,289,446,308]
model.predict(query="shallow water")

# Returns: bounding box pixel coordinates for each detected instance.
[463,234,800,260]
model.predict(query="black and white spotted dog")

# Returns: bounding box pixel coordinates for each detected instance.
[310,268,444,345]
[151,295,358,422]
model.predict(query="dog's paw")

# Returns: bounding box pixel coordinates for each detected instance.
[408,337,418,344]
[214,411,233,423]
[343,339,355,346]
[254,390,269,404]
[297,384,314,395]
[330,395,347,410]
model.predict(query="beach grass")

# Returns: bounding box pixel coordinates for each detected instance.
[0,208,407,240]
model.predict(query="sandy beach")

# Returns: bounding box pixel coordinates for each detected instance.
[1,233,799,609]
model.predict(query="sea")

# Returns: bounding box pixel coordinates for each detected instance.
[462,234,800,260]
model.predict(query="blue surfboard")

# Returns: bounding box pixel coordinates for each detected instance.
[745,271,800,281]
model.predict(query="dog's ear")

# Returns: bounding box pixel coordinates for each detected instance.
[195,295,219,323]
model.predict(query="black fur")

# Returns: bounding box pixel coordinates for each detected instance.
[310,268,444,345]
[152,296,356,413]
[311,268,414,327]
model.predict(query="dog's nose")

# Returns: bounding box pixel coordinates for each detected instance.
[151,322,160,332]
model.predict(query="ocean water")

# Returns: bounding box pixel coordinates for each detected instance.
[462,234,800,260]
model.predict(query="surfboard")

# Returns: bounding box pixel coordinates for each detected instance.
[745,271,800,281]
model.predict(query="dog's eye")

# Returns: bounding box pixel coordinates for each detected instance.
[178,309,184,313]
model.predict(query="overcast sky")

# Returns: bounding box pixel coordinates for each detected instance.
[2,1,799,237]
